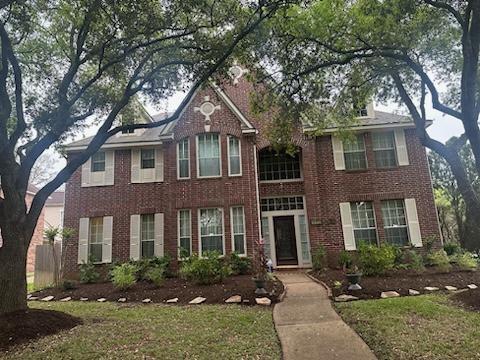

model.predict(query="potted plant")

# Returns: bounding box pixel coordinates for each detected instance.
[344,265,363,290]
[252,237,269,295]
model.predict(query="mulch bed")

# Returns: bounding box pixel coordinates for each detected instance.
[451,288,480,311]
[31,275,284,305]
[311,266,480,300]
[0,309,82,352]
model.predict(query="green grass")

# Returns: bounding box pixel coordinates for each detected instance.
[336,294,480,360]
[2,302,281,360]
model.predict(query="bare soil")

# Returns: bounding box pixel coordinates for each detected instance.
[311,266,480,299]
[31,275,284,305]
[0,309,82,351]
[451,288,480,311]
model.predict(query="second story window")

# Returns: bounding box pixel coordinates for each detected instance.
[343,134,367,170]
[141,149,155,169]
[259,149,301,181]
[228,136,241,176]
[372,132,397,168]
[197,133,221,177]
[177,138,190,179]
[91,152,106,172]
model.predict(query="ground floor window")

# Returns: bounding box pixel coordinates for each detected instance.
[381,199,409,246]
[298,215,310,261]
[178,210,191,257]
[141,214,155,258]
[350,201,378,246]
[261,217,271,259]
[231,206,246,255]
[89,217,103,262]
[199,208,224,255]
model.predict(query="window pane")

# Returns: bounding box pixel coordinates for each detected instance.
[381,200,409,246]
[140,214,155,259]
[91,152,106,172]
[89,243,102,262]
[299,215,310,261]
[259,149,301,181]
[261,197,304,212]
[231,207,245,254]
[343,135,367,170]
[179,210,191,256]
[261,217,271,258]
[372,132,397,168]
[178,139,190,178]
[180,238,191,256]
[234,235,245,254]
[200,208,223,254]
[141,240,154,258]
[141,149,155,169]
[201,235,223,253]
[198,134,220,177]
[229,137,241,175]
[350,202,377,247]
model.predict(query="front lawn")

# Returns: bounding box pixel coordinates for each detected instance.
[336,294,480,360]
[1,302,281,359]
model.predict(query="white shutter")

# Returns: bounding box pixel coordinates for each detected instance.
[78,218,89,264]
[102,216,113,263]
[104,151,115,185]
[155,148,164,182]
[154,213,164,257]
[81,159,91,187]
[130,215,141,260]
[131,149,141,183]
[339,202,356,250]
[332,136,346,170]
[394,129,409,166]
[405,198,422,247]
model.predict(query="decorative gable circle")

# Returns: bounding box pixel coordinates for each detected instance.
[228,65,248,84]
[199,101,216,117]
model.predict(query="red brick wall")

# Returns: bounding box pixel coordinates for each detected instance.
[63,79,441,276]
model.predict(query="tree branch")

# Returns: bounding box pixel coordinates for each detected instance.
[423,0,467,29]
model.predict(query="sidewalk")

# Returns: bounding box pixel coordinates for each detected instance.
[273,272,376,360]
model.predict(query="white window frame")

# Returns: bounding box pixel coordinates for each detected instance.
[227,136,242,176]
[177,138,190,179]
[140,148,155,170]
[343,134,367,171]
[230,206,246,256]
[88,217,104,263]
[91,151,106,173]
[177,209,192,258]
[198,207,225,256]
[381,199,410,246]
[196,133,222,179]
[372,131,398,168]
[140,213,155,259]
[350,201,379,247]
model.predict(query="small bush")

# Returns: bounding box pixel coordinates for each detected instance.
[180,251,232,285]
[397,249,425,273]
[129,255,171,280]
[444,243,461,256]
[145,266,166,287]
[229,253,252,275]
[426,250,451,272]
[453,252,478,270]
[79,258,100,284]
[358,243,396,276]
[338,250,353,269]
[312,245,327,272]
[62,280,76,290]
[111,263,137,290]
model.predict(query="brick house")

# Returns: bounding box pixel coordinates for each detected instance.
[62,66,441,276]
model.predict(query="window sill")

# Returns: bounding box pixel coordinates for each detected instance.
[343,169,369,174]
[196,175,222,180]
[259,179,303,184]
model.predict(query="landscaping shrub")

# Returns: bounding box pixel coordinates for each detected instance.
[453,252,478,270]
[79,258,100,283]
[426,250,451,272]
[358,243,396,276]
[444,242,461,256]
[229,252,252,275]
[62,280,76,290]
[396,249,425,273]
[129,255,171,280]
[111,263,137,290]
[145,266,166,287]
[312,244,327,272]
[338,250,353,269]
[180,251,232,285]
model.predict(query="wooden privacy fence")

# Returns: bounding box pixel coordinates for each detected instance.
[34,242,61,289]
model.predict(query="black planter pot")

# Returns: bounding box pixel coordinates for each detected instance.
[253,278,267,295]
[346,273,362,285]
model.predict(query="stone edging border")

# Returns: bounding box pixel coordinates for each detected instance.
[305,272,332,298]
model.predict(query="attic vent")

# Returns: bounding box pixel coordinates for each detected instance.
[194,96,221,123]
[228,65,247,84]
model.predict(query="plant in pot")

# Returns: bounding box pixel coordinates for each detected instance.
[252,237,269,295]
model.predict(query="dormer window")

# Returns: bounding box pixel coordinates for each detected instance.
[122,128,135,134]
[91,152,106,172]
[356,107,368,117]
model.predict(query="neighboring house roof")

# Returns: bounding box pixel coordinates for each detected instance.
[46,191,65,206]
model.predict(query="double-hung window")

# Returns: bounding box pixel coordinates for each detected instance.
[91,152,106,172]
[140,214,155,258]
[178,138,190,179]
[343,135,367,170]
[381,200,409,246]
[228,136,241,176]
[372,132,397,168]
[350,202,377,246]
[140,149,155,169]
[89,217,103,262]
[231,207,246,255]
[197,134,221,177]
[178,210,191,257]
[199,208,224,255]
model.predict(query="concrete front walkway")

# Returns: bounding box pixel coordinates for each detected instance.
[274,272,376,360]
